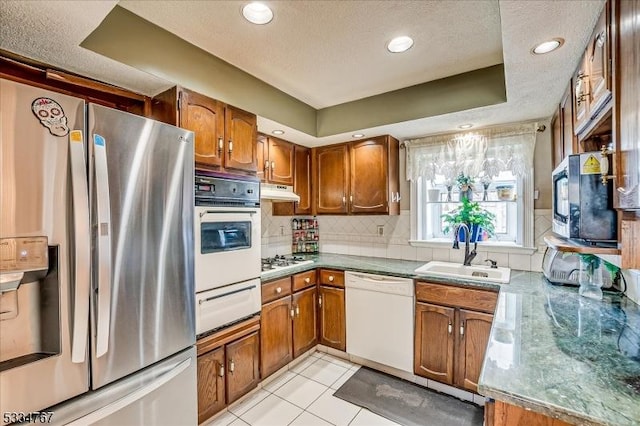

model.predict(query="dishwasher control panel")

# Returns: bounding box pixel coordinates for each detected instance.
[344,271,414,297]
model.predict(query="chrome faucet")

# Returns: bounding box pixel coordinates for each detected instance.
[452,223,477,266]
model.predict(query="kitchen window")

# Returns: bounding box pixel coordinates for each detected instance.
[405,122,538,251]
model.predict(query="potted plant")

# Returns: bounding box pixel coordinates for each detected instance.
[442,197,496,243]
[456,173,475,201]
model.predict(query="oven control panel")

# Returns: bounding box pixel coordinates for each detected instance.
[195,174,260,207]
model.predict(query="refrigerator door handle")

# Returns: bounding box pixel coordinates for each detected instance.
[93,134,112,358]
[69,130,90,363]
[65,357,192,426]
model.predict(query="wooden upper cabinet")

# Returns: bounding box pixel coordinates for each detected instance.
[225,332,260,404]
[573,52,591,135]
[318,285,346,351]
[588,1,612,118]
[197,346,225,424]
[455,309,493,392]
[268,137,295,185]
[179,89,225,168]
[292,287,318,358]
[256,133,268,182]
[414,302,455,384]
[293,145,312,215]
[614,0,640,210]
[151,86,257,175]
[316,144,349,214]
[350,137,389,214]
[225,105,257,173]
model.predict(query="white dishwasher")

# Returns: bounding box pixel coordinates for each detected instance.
[345,271,414,373]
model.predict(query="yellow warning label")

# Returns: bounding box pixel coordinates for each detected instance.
[70,130,83,143]
[582,154,601,174]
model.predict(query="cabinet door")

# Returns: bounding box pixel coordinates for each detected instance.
[257,133,269,182]
[455,309,493,392]
[551,108,563,168]
[179,89,225,168]
[260,296,293,378]
[294,145,312,215]
[560,86,575,155]
[225,332,260,404]
[224,105,257,173]
[350,137,388,214]
[316,144,349,214]
[492,400,572,426]
[292,287,318,358]
[268,137,295,185]
[318,286,346,351]
[615,0,640,209]
[197,347,226,424]
[414,302,455,384]
[588,2,612,117]
[573,53,591,135]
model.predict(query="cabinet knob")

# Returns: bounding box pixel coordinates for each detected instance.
[460,324,465,337]
[296,306,300,317]
[276,287,282,294]
[304,277,310,283]
[318,295,322,307]
[448,322,452,334]
[328,275,334,282]
[271,161,275,171]
[290,308,295,318]
[218,365,225,377]
[391,193,396,203]
[342,196,346,205]
[265,160,270,172]
[229,359,235,373]
[228,140,233,153]
[218,137,224,152]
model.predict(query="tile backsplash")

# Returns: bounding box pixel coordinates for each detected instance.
[261,202,552,272]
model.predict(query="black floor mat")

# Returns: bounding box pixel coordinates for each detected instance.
[333,367,484,426]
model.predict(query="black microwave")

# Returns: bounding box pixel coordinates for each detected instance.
[551,152,617,242]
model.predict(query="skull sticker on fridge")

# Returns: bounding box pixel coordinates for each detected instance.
[31,97,70,137]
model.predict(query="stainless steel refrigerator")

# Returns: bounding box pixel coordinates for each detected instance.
[0,78,196,425]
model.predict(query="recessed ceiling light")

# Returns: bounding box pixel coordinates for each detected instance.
[242,2,273,25]
[459,124,473,129]
[272,129,285,135]
[387,36,414,53]
[531,38,564,55]
[352,133,365,138]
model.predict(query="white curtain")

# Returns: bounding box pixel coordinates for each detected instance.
[405,122,537,182]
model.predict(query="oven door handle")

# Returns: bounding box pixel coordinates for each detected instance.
[198,285,257,304]
[199,210,257,219]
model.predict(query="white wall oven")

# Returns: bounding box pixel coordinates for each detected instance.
[194,173,261,336]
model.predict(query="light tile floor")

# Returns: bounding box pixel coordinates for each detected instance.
[204,352,402,426]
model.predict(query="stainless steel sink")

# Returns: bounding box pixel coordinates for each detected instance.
[414,261,511,284]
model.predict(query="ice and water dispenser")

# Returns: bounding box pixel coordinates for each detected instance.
[0,236,60,371]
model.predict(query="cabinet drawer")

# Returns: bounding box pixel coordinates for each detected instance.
[262,277,292,304]
[415,282,497,314]
[319,269,344,288]
[292,270,317,292]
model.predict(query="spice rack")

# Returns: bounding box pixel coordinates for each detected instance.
[292,217,319,254]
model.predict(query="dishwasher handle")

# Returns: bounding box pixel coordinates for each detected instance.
[347,272,412,285]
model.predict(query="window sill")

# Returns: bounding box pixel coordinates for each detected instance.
[408,239,538,255]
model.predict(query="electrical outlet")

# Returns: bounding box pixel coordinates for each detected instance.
[377,225,384,236]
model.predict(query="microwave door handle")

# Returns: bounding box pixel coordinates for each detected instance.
[69,131,90,363]
[199,210,257,219]
[94,134,112,358]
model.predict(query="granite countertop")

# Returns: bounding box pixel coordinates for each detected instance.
[261,253,640,426]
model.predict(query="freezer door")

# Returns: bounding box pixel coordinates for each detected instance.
[50,347,197,426]
[0,79,90,418]
[87,104,195,389]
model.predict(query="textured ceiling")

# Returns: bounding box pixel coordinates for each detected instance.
[119,0,504,109]
[0,0,604,145]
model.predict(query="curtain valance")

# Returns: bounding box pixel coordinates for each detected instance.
[405,122,537,182]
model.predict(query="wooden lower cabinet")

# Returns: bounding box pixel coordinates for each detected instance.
[225,332,260,404]
[414,282,496,393]
[197,347,225,424]
[293,287,318,358]
[318,285,346,351]
[488,400,572,426]
[455,309,494,391]
[197,317,260,424]
[260,296,293,378]
[414,302,455,384]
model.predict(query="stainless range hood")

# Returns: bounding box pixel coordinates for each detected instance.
[260,183,300,202]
